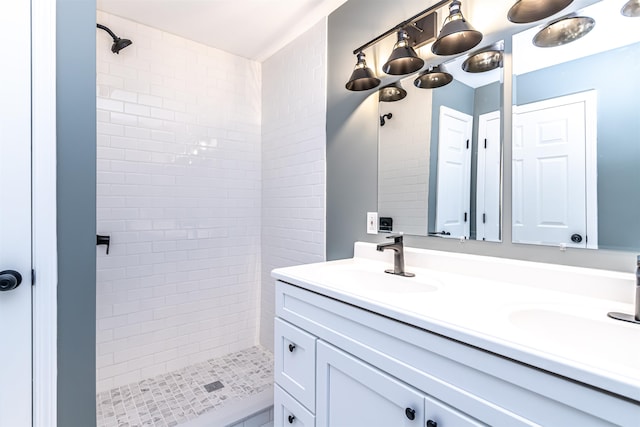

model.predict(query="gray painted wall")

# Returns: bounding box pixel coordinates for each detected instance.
[57,0,97,425]
[515,43,640,251]
[327,0,636,272]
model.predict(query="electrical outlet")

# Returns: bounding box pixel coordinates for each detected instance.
[367,212,378,234]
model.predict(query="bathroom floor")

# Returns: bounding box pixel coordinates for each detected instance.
[96,346,274,427]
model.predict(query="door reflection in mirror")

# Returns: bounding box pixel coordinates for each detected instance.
[512,0,640,250]
[377,45,503,242]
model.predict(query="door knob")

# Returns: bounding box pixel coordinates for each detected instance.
[0,270,22,291]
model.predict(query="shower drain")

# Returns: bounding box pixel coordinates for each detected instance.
[204,380,224,393]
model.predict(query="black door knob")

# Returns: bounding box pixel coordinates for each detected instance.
[571,233,583,243]
[405,407,416,420]
[427,420,438,427]
[288,343,296,352]
[0,270,22,291]
[288,414,295,424]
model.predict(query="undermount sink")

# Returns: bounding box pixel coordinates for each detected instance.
[507,306,640,370]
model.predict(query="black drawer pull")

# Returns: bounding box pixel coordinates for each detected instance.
[405,407,416,420]
[288,343,296,352]
[288,414,295,424]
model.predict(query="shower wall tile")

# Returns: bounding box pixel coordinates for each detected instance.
[259,19,328,352]
[96,11,262,392]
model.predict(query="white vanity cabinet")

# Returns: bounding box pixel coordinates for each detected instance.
[273,279,640,427]
[317,340,482,427]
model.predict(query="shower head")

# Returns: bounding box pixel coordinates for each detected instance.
[97,24,133,54]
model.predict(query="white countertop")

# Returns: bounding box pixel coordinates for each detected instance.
[272,242,640,402]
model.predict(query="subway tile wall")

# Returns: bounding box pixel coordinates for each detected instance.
[96,11,262,392]
[259,19,327,351]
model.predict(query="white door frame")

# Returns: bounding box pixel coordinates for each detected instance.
[476,110,501,242]
[32,0,58,425]
[512,90,598,249]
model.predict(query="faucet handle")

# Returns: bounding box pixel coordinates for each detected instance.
[386,233,404,243]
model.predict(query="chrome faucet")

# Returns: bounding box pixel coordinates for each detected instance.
[376,234,414,277]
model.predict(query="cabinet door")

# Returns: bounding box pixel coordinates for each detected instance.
[316,341,424,427]
[275,384,315,427]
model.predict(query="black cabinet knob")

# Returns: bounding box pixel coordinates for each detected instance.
[0,270,22,292]
[405,407,416,420]
[427,420,438,427]
[571,233,583,243]
[288,414,295,424]
[288,343,296,352]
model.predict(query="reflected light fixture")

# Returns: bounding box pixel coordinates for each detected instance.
[533,15,595,47]
[379,81,408,102]
[345,52,381,91]
[507,0,574,24]
[382,30,425,75]
[432,0,483,56]
[414,65,453,89]
[462,44,503,73]
[621,0,640,17]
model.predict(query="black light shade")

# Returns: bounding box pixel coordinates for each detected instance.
[462,49,503,73]
[382,30,425,75]
[97,24,133,54]
[345,52,381,91]
[621,0,640,17]
[507,0,574,24]
[533,16,595,47]
[379,81,408,102]
[414,65,453,89]
[432,1,482,56]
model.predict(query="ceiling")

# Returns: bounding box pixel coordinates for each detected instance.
[97,0,347,62]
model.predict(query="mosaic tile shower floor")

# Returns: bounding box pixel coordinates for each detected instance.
[96,346,274,427]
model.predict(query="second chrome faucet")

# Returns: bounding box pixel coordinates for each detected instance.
[376,234,414,277]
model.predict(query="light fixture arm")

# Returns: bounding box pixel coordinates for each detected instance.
[352,0,450,54]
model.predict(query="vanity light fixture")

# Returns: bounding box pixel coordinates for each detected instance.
[378,81,408,102]
[507,0,574,24]
[345,52,381,91]
[462,42,504,73]
[382,30,425,75]
[345,0,447,91]
[621,0,640,17]
[431,0,483,56]
[414,65,453,89]
[533,15,595,48]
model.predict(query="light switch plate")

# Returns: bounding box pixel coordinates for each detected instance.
[367,212,378,234]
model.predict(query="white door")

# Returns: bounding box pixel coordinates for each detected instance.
[435,106,473,239]
[0,1,33,425]
[512,91,597,248]
[476,111,501,242]
[316,341,425,427]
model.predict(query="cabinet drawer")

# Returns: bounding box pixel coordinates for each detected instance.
[275,318,317,412]
[426,395,485,427]
[275,384,315,427]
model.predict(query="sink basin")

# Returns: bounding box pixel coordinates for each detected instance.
[508,306,640,370]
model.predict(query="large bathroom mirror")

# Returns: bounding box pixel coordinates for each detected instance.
[378,43,503,242]
[511,0,640,251]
